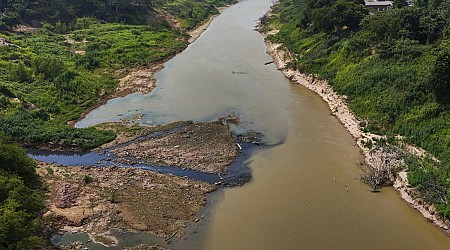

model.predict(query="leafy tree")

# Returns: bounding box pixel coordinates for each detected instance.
[419,9,448,44]
[394,0,409,8]
[0,11,21,27]
[311,7,337,32]
[332,0,368,30]
[0,133,45,249]
[311,0,368,33]
[0,133,40,186]
[32,55,64,80]
[9,62,32,83]
[429,44,450,105]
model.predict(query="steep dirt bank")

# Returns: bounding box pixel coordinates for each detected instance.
[264,33,450,234]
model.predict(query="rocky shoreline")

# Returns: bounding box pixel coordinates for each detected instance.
[108,122,239,174]
[39,120,241,248]
[263,31,450,234]
[38,163,217,247]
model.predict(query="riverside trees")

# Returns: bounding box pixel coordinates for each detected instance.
[268,0,450,216]
[0,133,45,249]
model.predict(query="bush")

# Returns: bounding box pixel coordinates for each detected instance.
[83,175,94,184]
[32,55,64,80]
[0,12,21,27]
[0,133,45,248]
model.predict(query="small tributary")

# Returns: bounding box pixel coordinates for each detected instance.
[39,0,450,249]
[28,128,261,186]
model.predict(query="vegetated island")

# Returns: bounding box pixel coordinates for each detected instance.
[259,0,450,233]
[0,0,239,248]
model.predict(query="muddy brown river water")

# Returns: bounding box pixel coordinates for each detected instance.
[76,0,450,249]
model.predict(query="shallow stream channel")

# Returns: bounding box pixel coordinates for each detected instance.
[31,0,450,249]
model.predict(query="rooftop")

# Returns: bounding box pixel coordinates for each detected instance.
[365,1,394,6]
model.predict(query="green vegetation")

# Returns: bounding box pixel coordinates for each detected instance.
[0,133,45,249]
[162,0,235,29]
[0,0,236,31]
[0,20,185,150]
[83,174,94,184]
[267,0,450,216]
[0,0,235,150]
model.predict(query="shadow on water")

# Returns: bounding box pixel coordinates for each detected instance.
[28,142,265,187]
[27,123,272,186]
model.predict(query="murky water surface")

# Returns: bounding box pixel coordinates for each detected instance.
[71,0,450,249]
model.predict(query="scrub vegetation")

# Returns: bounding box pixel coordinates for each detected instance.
[0,0,235,150]
[266,0,450,218]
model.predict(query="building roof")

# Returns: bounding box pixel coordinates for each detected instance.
[365,1,393,6]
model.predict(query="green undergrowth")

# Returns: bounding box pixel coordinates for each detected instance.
[0,0,237,30]
[0,0,236,150]
[0,133,46,249]
[0,22,187,150]
[268,0,450,216]
[161,0,237,29]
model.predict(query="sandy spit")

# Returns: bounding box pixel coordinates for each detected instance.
[187,6,229,44]
[68,6,230,128]
[264,34,450,234]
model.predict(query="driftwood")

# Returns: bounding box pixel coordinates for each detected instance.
[165,231,178,241]
[360,145,403,192]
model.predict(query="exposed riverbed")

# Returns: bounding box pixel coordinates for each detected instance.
[49,0,450,249]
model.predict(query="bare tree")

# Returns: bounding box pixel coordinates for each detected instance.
[360,145,403,192]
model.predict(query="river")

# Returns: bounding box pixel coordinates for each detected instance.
[75,0,450,249]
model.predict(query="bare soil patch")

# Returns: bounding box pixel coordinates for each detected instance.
[38,163,217,245]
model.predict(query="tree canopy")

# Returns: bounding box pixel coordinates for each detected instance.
[0,133,45,249]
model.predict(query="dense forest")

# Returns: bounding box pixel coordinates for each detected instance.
[0,0,234,29]
[0,0,234,248]
[265,0,450,217]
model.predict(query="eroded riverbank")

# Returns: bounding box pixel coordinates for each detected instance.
[263,30,450,234]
